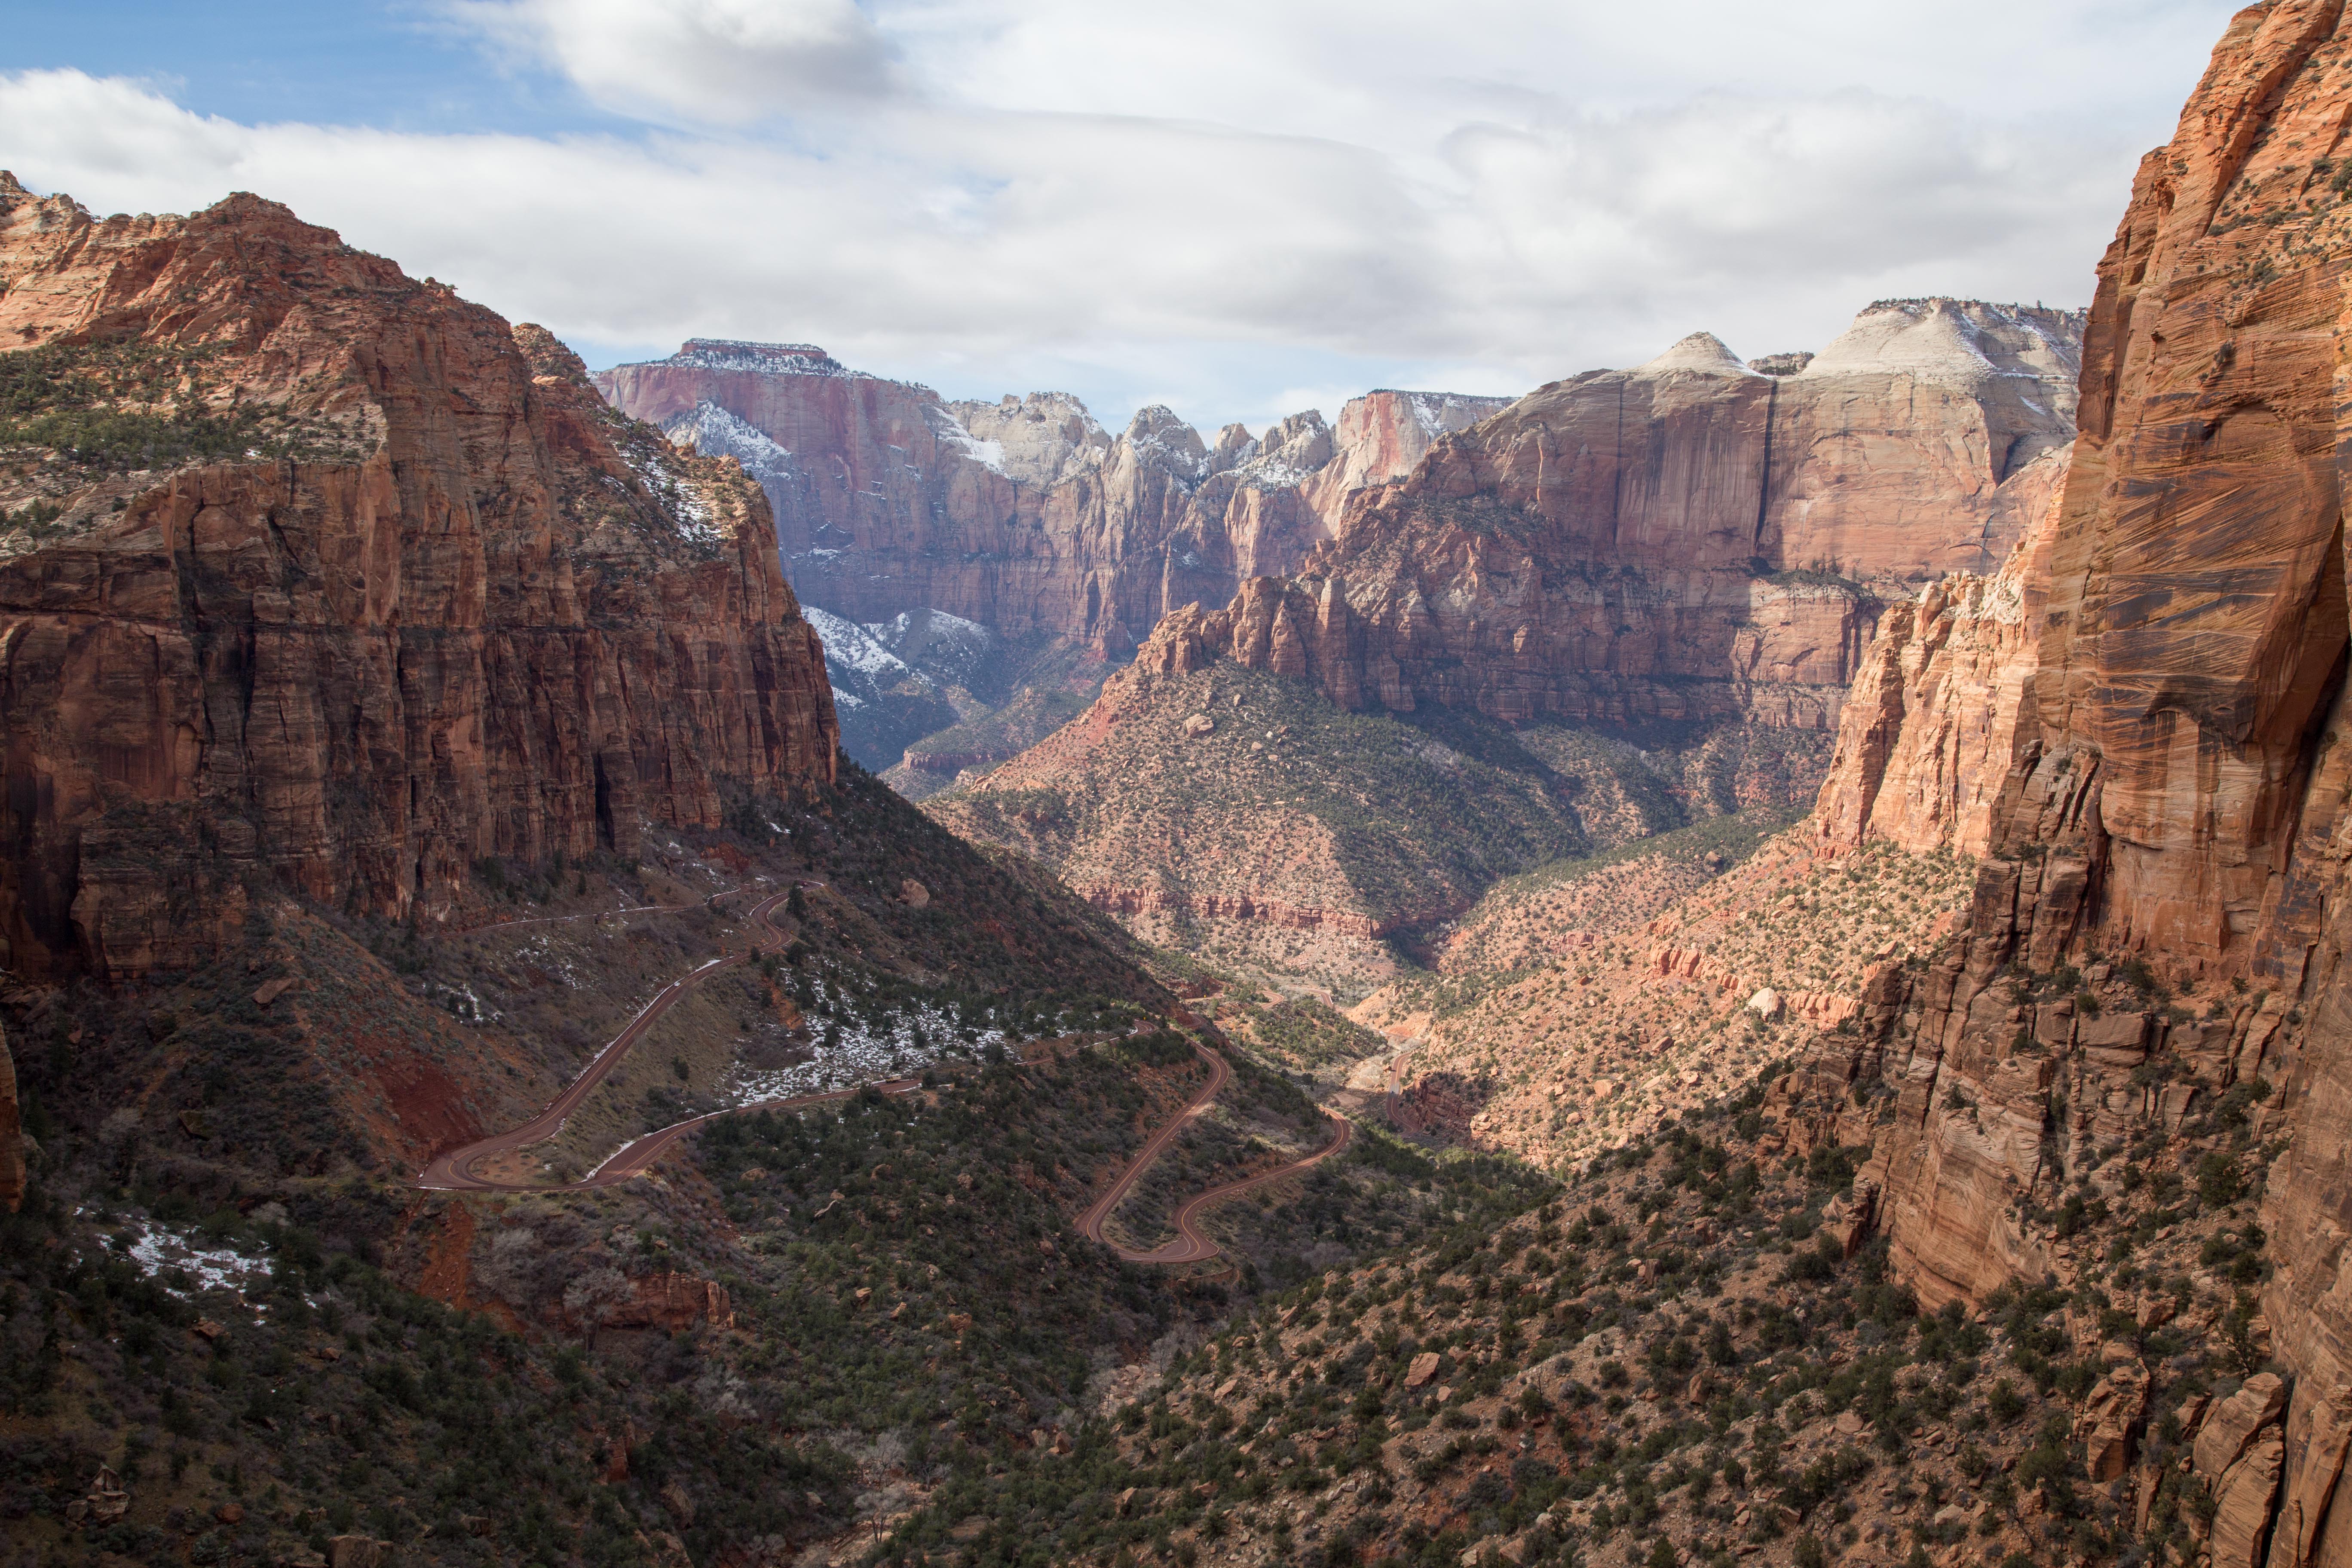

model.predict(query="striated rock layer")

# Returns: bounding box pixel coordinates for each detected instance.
[1782,9,2352,1560]
[594,343,1507,657]
[1121,303,2080,737]
[0,176,837,978]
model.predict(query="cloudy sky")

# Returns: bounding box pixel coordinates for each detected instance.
[8,0,2238,433]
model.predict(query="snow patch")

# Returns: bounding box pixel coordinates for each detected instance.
[118,1221,281,1309]
[806,607,913,680]
[651,340,867,378]
[925,405,1009,477]
[719,987,1011,1106]
[674,401,797,492]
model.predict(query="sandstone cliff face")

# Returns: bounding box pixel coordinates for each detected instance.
[1123,303,2080,737]
[594,344,1484,658]
[0,177,837,977]
[1778,10,2352,1558]
[1813,461,2066,857]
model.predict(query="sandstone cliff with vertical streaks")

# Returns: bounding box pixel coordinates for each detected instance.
[0,175,838,978]
[594,344,1506,660]
[1773,10,2352,1560]
[1127,304,2080,737]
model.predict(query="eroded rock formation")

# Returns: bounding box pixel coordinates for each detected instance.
[0,177,837,977]
[1124,302,2080,734]
[594,344,1502,656]
[1775,7,2352,1556]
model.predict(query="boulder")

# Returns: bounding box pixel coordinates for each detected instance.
[2194,1374,2287,1477]
[2079,1361,2150,1482]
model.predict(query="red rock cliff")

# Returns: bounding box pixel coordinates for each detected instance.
[0,177,837,977]
[1127,305,2080,733]
[1787,9,2352,1555]
[596,346,1370,654]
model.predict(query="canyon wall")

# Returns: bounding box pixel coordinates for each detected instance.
[1789,7,2352,1557]
[1116,302,2080,734]
[0,175,838,978]
[594,343,1508,656]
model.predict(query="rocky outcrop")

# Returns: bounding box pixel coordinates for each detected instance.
[1813,457,2066,855]
[1311,389,1513,504]
[0,177,837,977]
[1123,302,2080,735]
[564,1271,735,1335]
[596,346,1494,657]
[1767,9,2352,1562]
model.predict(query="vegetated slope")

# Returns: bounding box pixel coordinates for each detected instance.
[0,744,1563,1568]
[0,757,1192,1567]
[929,654,1833,999]
[1426,809,1796,979]
[883,677,1106,801]
[1360,831,1978,1165]
[882,1077,2282,1568]
[927,662,1590,992]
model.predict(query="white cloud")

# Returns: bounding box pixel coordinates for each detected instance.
[448,0,897,122]
[0,1,2240,432]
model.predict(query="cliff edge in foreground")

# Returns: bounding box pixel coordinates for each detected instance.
[0,175,838,976]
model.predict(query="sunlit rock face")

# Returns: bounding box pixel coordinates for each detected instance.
[0,178,837,977]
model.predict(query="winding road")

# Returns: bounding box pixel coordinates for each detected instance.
[417,887,796,1191]
[417,882,1360,1254]
[1075,1039,1355,1264]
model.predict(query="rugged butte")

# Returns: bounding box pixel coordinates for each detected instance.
[594,340,1511,662]
[0,172,837,979]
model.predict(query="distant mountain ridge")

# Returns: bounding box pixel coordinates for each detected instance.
[594,345,1510,660]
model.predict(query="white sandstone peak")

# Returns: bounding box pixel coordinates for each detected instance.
[1636,332,1759,377]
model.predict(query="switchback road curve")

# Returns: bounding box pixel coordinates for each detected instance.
[421,888,1357,1245]
[417,888,799,1191]
[1075,1039,1356,1265]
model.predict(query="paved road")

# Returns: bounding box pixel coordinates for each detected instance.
[420,877,1354,1240]
[416,888,795,1191]
[1075,1039,1356,1265]
[582,1078,923,1185]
